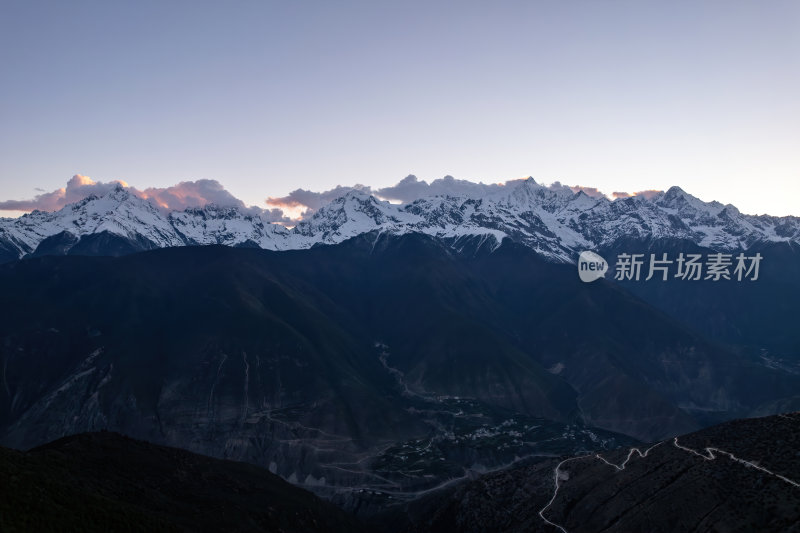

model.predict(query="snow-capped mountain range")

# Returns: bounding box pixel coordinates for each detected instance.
[1,179,799,263]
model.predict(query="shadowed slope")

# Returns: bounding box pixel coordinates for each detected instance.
[0,431,366,532]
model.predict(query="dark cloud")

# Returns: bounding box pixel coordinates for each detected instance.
[261,208,295,224]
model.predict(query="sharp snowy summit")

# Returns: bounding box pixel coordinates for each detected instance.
[1,179,799,263]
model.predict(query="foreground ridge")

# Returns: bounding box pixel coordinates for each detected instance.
[539,432,800,532]
[672,437,800,489]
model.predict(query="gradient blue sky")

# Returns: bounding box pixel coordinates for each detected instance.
[1,0,798,216]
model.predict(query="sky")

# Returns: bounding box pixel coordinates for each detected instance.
[1,0,798,217]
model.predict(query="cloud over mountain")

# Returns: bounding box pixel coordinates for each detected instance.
[137,180,247,211]
[0,174,129,212]
[265,184,373,216]
[612,190,663,200]
[265,175,619,216]
[0,175,292,223]
[1,173,664,223]
[264,175,508,217]
[375,174,506,202]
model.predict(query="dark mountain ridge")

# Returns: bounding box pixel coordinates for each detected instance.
[0,430,365,532]
[1,234,797,504]
[376,412,800,532]
[3,413,798,532]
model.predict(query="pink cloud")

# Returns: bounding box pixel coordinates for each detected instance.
[138,179,247,212]
[0,173,666,224]
[566,185,605,198]
[612,189,663,200]
[0,175,292,223]
[268,177,621,218]
[632,189,663,200]
[545,181,607,198]
[0,174,131,212]
[266,184,373,217]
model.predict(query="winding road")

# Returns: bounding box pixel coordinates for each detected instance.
[539,435,800,532]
